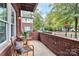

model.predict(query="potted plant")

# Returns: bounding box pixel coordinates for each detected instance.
[22,31,28,38]
[22,31,28,44]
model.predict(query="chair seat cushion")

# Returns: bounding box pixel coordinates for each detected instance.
[16,41,23,49]
[15,41,32,54]
[15,41,26,54]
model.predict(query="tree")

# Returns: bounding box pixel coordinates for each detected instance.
[46,3,79,38]
[33,9,43,31]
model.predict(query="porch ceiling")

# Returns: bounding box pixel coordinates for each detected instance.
[12,3,37,12]
[19,3,37,12]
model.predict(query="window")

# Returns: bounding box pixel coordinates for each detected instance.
[26,18,33,23]
[0,3,7,21]
[0,22,6,43]
[11,11,14,23]
[21,10,33,23]
[11,25,14,36]
[11,6,15,37]
[22,17,33,23]
[0,3,7,44]
[0,3,16,47]
[21,10,33,17]
[24,26,31,32]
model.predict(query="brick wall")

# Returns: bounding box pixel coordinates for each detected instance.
[29,31,40,40]
[29,31,79,56]
[39,33,79,56]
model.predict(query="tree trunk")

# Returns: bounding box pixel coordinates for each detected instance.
[74,3,78,38]
[74,16,78,38]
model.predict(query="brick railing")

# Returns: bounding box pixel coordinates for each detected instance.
[29,31,40,40]
[29,31,79,56]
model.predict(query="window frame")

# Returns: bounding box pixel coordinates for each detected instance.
[11,5,16,37]
[24,26,31,32]
[0,3,9,50]
[0,3,16,51]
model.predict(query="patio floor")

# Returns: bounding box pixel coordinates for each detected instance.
[27,40,56,56]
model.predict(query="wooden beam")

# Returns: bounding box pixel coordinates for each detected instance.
[20,3,37,12]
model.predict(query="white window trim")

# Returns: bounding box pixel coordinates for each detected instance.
[11,4,16,37]
[0,3,16,51]
[0,3,9,49]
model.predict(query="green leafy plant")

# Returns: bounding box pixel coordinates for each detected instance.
[22,31,28,38]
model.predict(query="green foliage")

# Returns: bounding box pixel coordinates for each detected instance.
[33,9,43,31]
[22,31,28,38]
[45,3,79,31]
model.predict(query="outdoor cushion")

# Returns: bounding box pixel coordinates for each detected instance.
[15,41,27,54]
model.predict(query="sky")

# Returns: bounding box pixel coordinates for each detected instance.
[37,3,52,18]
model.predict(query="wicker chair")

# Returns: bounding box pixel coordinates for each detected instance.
[10,37,34,56]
